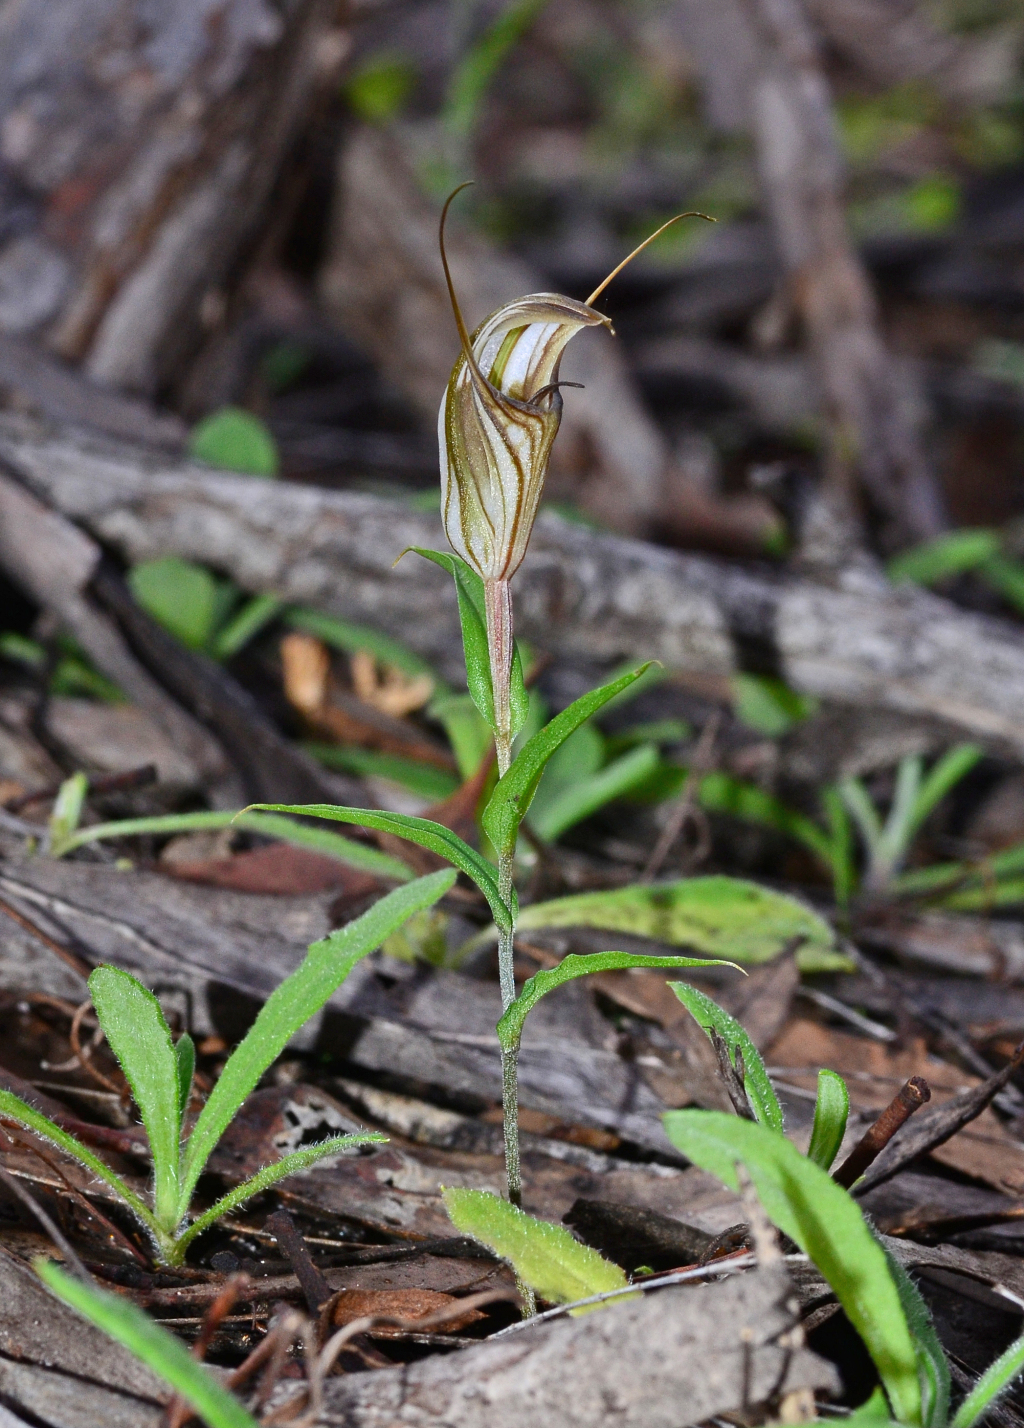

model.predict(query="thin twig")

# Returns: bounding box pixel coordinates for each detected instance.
[642,713,720,881]
[832,1076,931,1188]
[0,893,92,983]
[0,1162,91,1281]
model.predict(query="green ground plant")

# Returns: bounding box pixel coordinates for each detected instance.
[0,871,454,1265]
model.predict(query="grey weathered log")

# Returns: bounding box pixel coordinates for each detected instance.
[6,413,1024,751]
[311,1263,836,1428]
[0,0,346,396]
[319,127,666,535]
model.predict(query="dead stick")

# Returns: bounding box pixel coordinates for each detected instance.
[266,1209,333,1316]
[832,1077,931,1188]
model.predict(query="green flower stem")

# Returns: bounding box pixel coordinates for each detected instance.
[485,575,521,1208]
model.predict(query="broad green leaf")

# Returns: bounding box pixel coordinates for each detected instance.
[212,592,283,660]
[248,803,512,930]
[344,53,416,124]
[284,608,436,681]
[50,809,414,881]
[305,744,459,801]
[0,1090,155,1237]
[497,950,740,1051]
[847,1387,900,1428]
[482,665,652,857]
[189,406,278,477]
[175,1133,386,1259]
[407,549,528,736]
[49,772,88,848]
[662,1111,923,1426]
[175,1034,195,1119]
[36,1261,258,1428]
[888,529,998,586]
[881,1244,950,1428]
[128,558,220,650]
[179,870,455,1212]
[529,743,661,842]
[669,983,783,1132]
[732,674,818,737]
[442,1188,629,1311]
[807,1069,849,1171]
[476,876,845,972]
[952,1326,1024,1428]
[89,968,181,1230]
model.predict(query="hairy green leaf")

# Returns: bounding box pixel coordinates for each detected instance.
[247,803,511,930]
[465,875,844,972]
[128,558,220,650]
[176,1133,386,1259]
[89,968,181,1230]
[662,1111,923,1425]
[37,1260,258,1428]
[443,1188,629,1310]
[807,1069,849,1171]
[189,406,278,478]
[497,950,740,1051]
[669,983,783,1132]
[482,665,652,857]
[179,870,455,1212]
[952,1327,1024,1428]
[51,809,414,881]
[0,1091,155,1238]
[881,1243,950,1427]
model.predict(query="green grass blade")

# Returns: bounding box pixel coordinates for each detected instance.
[808,1069,849,1171]
[443,1188,629,1310]
[284,607,436,680]
[247,803,511,930]
[698,771,837,869]
[175,1134,385,1258]
[482,665,652,857]
[407,548,495,729]
[951,1328,1024,1428]
[662,1110,923,1425]
[179,870,455,1212]
[0,1090,157,1237]
[51,808,414,880]
[887,529,998,585]
[839,776,884,857]
[443,0,548,139]
[89,968,181,1231]
[529,743,660,842]
[212,592,283,660]
[304,744,459,801]
[498,950,739,1050]
[36,1261,258,1428]
[669,984,783,1132]
[875,756,922,875]
[908,744,983,843]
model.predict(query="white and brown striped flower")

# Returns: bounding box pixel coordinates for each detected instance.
[438,289,608,583]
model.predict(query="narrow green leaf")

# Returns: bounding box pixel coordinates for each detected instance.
[808,1069,849,1171]
[443,1188,629,1311]
[482,665,653,857]
[669,983,783,1132]
[981,552,1024,615]
[89,968,181,1230]
[430,691,494,779]
[731,674,818,737]
[175,1133,386,1259]
[698,771,838,870]
[36,1261,258,1428]
[529,743,660,842]
[304,744,459,801]
[247,803,511,930]
[408,548,495,728]
[497,950,740,1051]
[175,1034,195,1120]
[662,1111,923,1426]
[952,1327,1024,1428]
[189,406,278,478]
[881,1244,950,1428]
[0,1090,156,1237]
[179,870,455,1213]
[212,592,283,661]
[128,558,220,650]
[840,775,885,857]
[846,1387,900,1427]
[464,876,845,972]
[908,744,983,843]
[887,529,999,586]
[443,0,547,139]
[821,785,856,907]
[50,809,414,881]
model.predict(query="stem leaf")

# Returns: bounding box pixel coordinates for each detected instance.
[669,983,783,1132]
[807,1068,849,1171]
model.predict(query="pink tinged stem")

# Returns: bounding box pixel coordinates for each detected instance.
[484,578,514,777]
